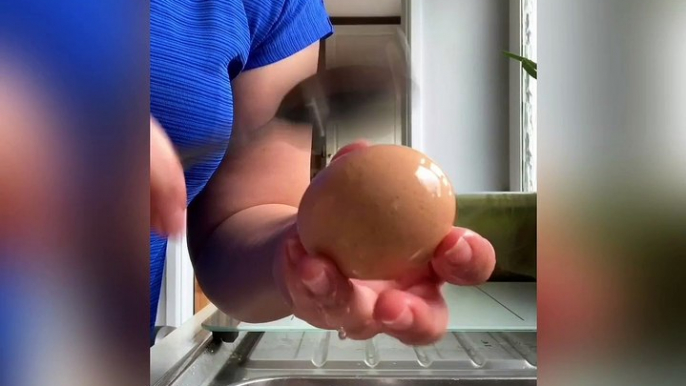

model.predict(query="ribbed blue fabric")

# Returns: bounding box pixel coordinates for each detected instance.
[150,0,333,343]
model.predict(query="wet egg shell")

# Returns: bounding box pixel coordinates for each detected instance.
[297,144,456,280]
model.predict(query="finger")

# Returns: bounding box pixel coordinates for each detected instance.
[283,236,350,310]
[331,280,380,341]
[150,119,187,236]
[330,140,371,162]
[432,227,496,286]
[341,317,379,341]
[283,242,377,333]
[295,257,376,332]
[374,284,448,346]
[283,240,351,313]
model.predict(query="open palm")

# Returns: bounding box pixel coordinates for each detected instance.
[275,142,496,346]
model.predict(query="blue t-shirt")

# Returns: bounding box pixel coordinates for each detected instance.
[150,0,333,338]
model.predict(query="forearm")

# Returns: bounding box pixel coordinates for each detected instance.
[192,204,296,322]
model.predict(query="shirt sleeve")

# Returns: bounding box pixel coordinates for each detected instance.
[243,0,333,71]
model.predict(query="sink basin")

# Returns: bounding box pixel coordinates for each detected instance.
[230,377,536,386]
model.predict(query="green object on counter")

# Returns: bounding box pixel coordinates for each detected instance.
[455,193,537,281]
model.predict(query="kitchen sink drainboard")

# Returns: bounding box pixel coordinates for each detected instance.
[244,331,537,371]
[159,331,536,386]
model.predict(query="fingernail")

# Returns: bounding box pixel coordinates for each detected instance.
[447,234,474,265]
[303,270,330,296]
[382,307,413,330]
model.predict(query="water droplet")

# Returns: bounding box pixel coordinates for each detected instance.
[364,338,380,368]
[337,328,347,340]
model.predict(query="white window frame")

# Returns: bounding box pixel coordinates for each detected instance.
[510,0,537,192]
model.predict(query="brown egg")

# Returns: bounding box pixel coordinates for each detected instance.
[297,144,456,280]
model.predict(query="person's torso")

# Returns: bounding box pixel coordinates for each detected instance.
[151,0,252,202]
[149,0,254,338]
[149,0,333,341]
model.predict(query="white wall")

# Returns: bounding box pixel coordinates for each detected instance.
[324,0,401,17]
[409,0,511,192]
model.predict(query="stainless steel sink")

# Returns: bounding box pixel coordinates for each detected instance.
[230,377,536,386]
[151,310,537,386]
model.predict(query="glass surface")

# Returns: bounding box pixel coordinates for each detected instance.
[202,282,536,333]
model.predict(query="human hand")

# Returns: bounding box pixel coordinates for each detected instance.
[275,142,496,346]
[150,117,186,236]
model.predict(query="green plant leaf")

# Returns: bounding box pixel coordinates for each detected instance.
[522,62,537,80]
[503,50,537,80]
[503,51,528,63]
